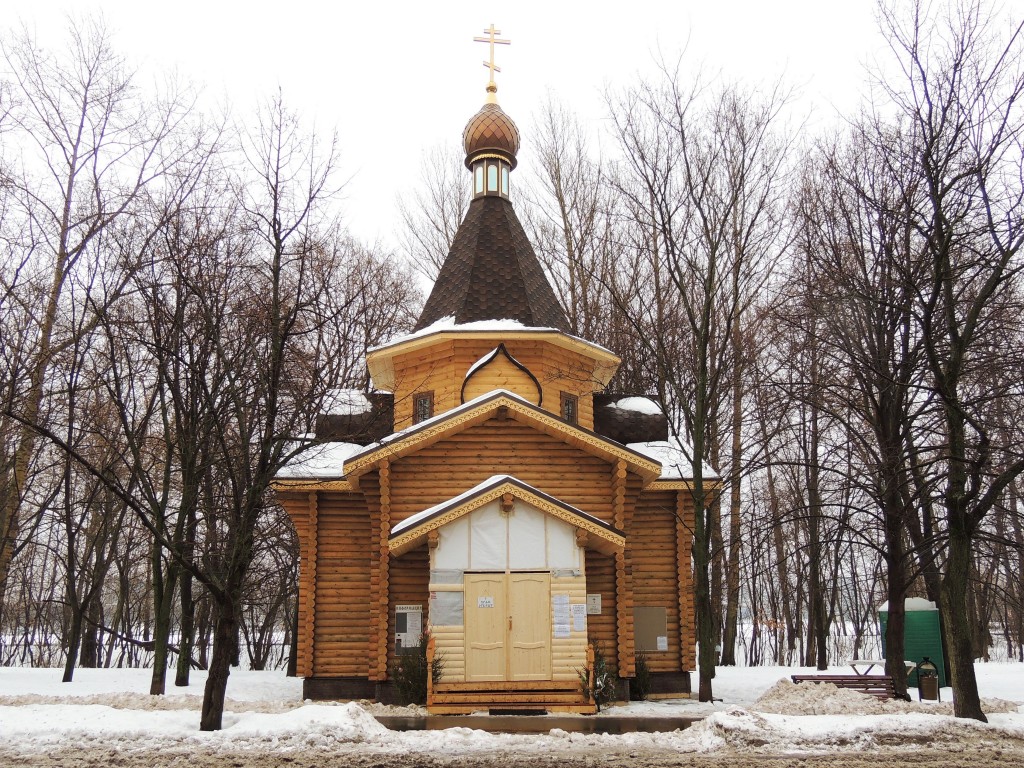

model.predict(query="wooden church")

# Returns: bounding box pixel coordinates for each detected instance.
[274,31,700,713]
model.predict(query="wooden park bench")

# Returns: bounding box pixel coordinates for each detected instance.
[790,674,897,700]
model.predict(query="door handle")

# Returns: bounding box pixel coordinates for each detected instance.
[508,616,512,631]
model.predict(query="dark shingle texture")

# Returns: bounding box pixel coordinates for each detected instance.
[315,393,395,445]
[414,196,570,332]
[593,394,669,444]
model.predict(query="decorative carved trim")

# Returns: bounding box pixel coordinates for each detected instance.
[648,479,725,491]
[303,492,318,677]
[377,460,391,680]
[388,479,625,556]
[460,343,543,406]
[677,490,695,672]
[344,393,661,482]
[272,479,354,492]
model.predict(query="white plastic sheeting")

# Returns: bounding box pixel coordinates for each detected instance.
[432,498,581,572]
[508,503,547,569]
[469,502,507,570]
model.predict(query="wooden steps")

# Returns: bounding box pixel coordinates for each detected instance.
[429,680,595,715]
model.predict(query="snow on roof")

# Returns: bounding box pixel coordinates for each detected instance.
[372,317,536,351]
[368,316,615,356]
[607,396,664,416]
[322,389,373,416]
[879,597,938,612]
[627,437,720,481]
[391,474,616,537]
[274,441,364,480]
[391,474,515,534]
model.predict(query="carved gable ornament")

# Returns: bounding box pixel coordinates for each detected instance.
[461,343,542,405]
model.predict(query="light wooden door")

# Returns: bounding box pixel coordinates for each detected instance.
[508,572,552,681]
[464,573,507,681]
[465,572,552,682]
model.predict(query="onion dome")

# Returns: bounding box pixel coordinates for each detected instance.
[463,86,520,170]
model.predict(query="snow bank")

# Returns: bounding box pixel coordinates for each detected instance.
[2,664,1023,759]
[754,678,1020,716]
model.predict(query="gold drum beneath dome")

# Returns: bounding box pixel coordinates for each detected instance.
[463,102,520,169]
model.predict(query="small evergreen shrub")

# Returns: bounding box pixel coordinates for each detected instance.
[390,635,444,705]
[578,644,617,711]
[630,650,651,700]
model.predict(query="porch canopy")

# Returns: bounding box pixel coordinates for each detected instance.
[388,474,625,558]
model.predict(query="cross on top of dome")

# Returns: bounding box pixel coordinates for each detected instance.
[473,24,510,102]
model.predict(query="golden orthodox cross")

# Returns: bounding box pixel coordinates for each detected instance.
[474,24,510,88]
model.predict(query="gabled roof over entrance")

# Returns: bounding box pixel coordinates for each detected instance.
[342,389,662,485]
[388,474,625,556]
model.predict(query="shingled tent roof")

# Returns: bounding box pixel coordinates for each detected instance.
[414,195,571,332]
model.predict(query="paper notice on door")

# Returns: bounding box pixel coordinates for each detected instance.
[570,603,587,632]
[656,636,668,651]
[477,596,494,608]
[552,593,570,622]
[552,593,571,637]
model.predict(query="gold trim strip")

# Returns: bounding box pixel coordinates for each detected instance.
[345,394,661,482]
[388,480,625,556]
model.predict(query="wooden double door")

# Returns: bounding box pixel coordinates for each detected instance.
[464,572,552,682]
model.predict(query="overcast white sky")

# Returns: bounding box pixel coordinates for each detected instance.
[9,1,1023,248]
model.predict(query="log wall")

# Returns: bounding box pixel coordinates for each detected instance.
[387,420,616,528]
[632,489,684,672]
[390,339,599,431]
[311,490,372,677]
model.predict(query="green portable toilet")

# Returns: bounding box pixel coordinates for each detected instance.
[878,597,947,688]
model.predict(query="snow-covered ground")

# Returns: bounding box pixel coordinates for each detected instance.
[1,664,1023,763]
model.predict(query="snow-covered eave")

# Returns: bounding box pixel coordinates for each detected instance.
[365,318,619,391]
[627,439,722,485]
[342,388,662,485]
[272,440,365,487]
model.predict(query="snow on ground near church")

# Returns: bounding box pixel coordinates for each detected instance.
[2,664,1024,763]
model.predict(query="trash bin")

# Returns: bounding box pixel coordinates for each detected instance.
[917,657,940,701]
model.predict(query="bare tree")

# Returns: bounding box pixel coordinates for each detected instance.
[396,143,470,281]
[871,0,1024,720]
[0,17,199,612]
[608,66,792,699]
[789,126,932,693]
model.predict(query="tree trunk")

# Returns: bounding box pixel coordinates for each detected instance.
[175,567,194,687]
[286,599,299,678]
[62,607,83,683]
[719,372,744,666]
[79,593,101,668]
[940,521,986,721]
[200,601,238,731]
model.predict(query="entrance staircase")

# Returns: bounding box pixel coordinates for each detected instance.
[428,680,595,714]
[426,637,597,715]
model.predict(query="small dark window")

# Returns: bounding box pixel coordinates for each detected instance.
[413,391,434,424]
[560,392,578,424]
